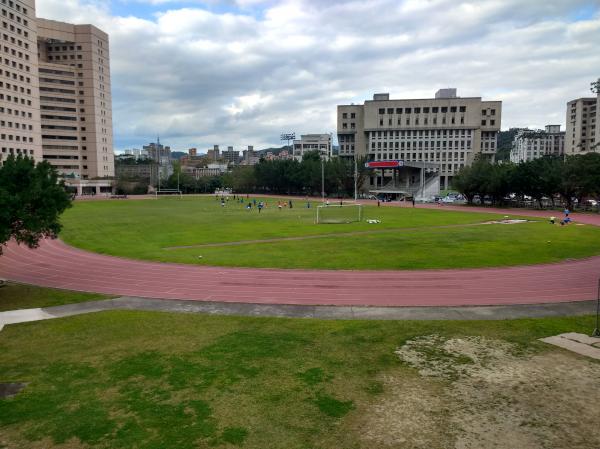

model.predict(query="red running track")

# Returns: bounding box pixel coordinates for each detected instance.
[1,206,600,307]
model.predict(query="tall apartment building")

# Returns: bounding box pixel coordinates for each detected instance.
[37,18,113,183]
[0,0,41,165]
[222,146,240,164]
[0,0,113,194]
[510,125,565,163]
[337,89,502,189]
[241,145,258,165]
[292,134,331,161]
[565,95,598,154]
[143,139,170,163]
[207,144,219,161]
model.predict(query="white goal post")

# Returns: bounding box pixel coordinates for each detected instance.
[154,189,182,198]
[316,203,363,224]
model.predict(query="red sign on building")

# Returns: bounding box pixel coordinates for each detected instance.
[365,160,405,168]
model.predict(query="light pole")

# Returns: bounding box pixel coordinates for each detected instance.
[354,155,358,201]
[321,155,325,203]
[280,132,296,157]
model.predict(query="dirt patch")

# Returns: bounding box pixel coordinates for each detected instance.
[0,383,26,399]
[361,336,600,449]
[359,374,454,448]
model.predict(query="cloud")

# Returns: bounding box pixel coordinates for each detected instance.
[35,0,600,151]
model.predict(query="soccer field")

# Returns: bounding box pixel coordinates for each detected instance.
[59,196,600,270]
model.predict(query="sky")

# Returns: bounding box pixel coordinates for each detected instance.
[36,0,600,152]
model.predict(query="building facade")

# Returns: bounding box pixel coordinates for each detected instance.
[565,95,598,154]
[206,144,219,161]
[292,134,331,161]
[510,125,565,163]
[337,90,502,190]
[143,140,170,163]
[241,145,258,165]
[222,146,240,164]
[37,19,113,180]
[0,1,114,193]
[0,0,41,165]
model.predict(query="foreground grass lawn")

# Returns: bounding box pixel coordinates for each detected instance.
[0,311,599,448]
[0,283,112,312]
[59,197,600,269]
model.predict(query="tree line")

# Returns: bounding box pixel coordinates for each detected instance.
[219,151,369,197]
[453,153,600,208]
[138,151,370,197]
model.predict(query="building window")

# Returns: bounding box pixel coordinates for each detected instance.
[481,120,486,126]
[378,108,384,114]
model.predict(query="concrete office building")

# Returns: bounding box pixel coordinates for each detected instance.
[565,95,598,154]
[222,146,240,164]
[337,89,502,191]
[292,134,331,161]
[0,0,114,194]
[207,144,220,161]
[510,125,565,163]
[0,0,41,165]
[37,18,113,184]
[143,139,170,163]
[241,145,258,165]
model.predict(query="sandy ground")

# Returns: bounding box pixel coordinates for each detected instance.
[360,336,600,449]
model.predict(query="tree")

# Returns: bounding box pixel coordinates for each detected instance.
[0,156,72,254]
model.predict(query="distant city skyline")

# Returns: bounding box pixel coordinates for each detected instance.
[36,0,600,152]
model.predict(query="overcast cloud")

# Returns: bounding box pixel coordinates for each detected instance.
[36,0,600,152]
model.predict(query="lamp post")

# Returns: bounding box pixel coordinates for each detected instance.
[280,132,296,157]
[354,155,358,201]
[321,155,325,203]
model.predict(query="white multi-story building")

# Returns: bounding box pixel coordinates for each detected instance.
[510,125,565,163]
[565,89,599,154]
[292,134,331,161]
[337,89,502,190]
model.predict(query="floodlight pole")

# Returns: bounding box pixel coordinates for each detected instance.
[354,155,358,201]
[321,156,325,203]
[592,278,600,337]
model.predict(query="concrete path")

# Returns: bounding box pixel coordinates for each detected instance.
[1,297,598,332]
[540,332,600,360]
[0,205,599,308]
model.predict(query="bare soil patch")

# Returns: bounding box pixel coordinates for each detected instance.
[361,336,600,449]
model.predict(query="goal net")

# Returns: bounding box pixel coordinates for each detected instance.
[316,204,363,224]
[154,189,182,198]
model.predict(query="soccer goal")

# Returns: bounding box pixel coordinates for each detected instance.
[316,203,363,224]
[154,189,182,198]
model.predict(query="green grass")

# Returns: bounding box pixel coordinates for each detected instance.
[58,197,600,270]
[0,283,113,312]
[0,310,596,448]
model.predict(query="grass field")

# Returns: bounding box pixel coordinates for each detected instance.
[1,310,599,448]
[0,283,112,312]
[58,197,600,270]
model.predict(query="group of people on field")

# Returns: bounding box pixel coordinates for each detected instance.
[549,208,572,226]
[217,195,302,213]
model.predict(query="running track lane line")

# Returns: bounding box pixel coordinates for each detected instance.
[0,206,599,307]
